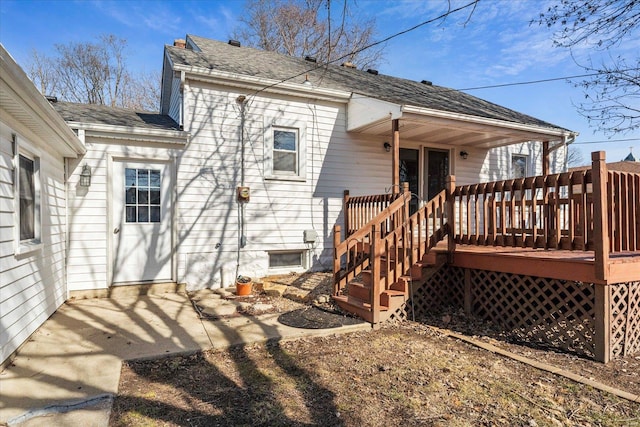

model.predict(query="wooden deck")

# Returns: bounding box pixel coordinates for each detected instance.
[446,244,640,285]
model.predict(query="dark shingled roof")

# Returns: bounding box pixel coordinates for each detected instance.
[165,35,567,132]
[570,160,640,174]
[52,101,181,131]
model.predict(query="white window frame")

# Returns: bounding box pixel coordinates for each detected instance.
[264,119,306,181]
[511,154,528,179]
[267,250,307,273]
[14,135,42,255]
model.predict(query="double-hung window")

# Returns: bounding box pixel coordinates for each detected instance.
[19,154,36,240]
[273,127,298,175]
[512,154,528,179]
[265,120,305,180]
[14,135,41,252]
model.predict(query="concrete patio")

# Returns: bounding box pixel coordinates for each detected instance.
[0,290,368,426]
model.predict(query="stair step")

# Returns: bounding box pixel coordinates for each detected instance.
[380,289,406,308]
[348,282,371,301]
[333,295,389,323]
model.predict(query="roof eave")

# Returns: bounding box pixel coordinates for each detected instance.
[67,121,188,145]
[174,64,352,103]
[401,104,576,142]
[0,44,85,157]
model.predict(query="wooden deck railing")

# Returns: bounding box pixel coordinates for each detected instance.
[334,180,452,321]
[343,190,402,236]
[453,152,640,259]
[608,169,640,252]
[334,184,411,296]
[453,169,595,251]
[334,151,639,323]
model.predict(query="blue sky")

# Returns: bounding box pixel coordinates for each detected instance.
[1,0,638,165]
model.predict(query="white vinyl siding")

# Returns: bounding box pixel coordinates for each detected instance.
[0,121,68,364]
[177,83,390,288]
[65,140,179,291]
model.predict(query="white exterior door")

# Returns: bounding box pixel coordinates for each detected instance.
[112,161,173,284]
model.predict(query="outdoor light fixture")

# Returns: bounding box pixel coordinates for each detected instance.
[79,164,91,187]
[460,151,469,160]
[384,142,392,152]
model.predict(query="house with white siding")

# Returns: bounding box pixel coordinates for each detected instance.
[53,35,574,295]
[2,35,583,365]
[0,45,85,365]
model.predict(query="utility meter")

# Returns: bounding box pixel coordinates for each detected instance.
[237,186,250,202]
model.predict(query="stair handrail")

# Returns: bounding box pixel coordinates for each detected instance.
[333,184,411,295]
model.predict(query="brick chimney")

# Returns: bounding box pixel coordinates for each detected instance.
[173,39,186,49]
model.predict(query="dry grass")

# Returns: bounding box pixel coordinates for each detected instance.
[111,322,640,427]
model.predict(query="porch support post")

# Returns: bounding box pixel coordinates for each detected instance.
[594,283,612,363]
[392,119,400,194]
[592,151,610,282]
[542,140,550,176]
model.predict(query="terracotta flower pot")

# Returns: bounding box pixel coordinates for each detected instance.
[236,278,252,296]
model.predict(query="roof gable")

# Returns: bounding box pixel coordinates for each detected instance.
[167,35,568,133]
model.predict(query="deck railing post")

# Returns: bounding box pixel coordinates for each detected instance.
[333,225,341,296]
[370,224,381,326]
[343,190,350,236]
[446,175,457,256]
[592,151,610,282]
[594,283,612,363]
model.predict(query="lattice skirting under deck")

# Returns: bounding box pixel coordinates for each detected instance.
[406,265,640,361]
[611,281,640,358]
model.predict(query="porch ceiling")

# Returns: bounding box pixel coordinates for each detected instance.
[347,97,575,148]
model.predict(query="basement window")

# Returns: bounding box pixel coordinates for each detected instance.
[269,251,304,269]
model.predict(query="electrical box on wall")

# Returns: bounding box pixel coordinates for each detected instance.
[303,229,317,243]
[237,186,250,202]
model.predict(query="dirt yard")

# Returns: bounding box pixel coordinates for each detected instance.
[111,321,640,426]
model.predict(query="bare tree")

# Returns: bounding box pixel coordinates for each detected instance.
[26,34,160,111]
[567,145,586,167]
[232,0,383,68]
[535,0,640,134]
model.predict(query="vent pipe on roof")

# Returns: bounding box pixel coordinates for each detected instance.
[366,69,379,75]
[421,80,433,85]
[228,40,241,47]
[304,55,317,63]
[341,62,356,69]
[173,39,186,49]
[45,95,58,103]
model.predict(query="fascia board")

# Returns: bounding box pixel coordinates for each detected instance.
[67,121,188,145]
[402,105,577,141]
[174,64,351,103]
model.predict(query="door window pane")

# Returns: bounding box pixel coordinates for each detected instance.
[125,168,137,186]
[124,168,161,223]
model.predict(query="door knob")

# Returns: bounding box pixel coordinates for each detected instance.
[114,227,120,234]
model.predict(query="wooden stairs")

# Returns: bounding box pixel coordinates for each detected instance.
[333,247,448,324]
